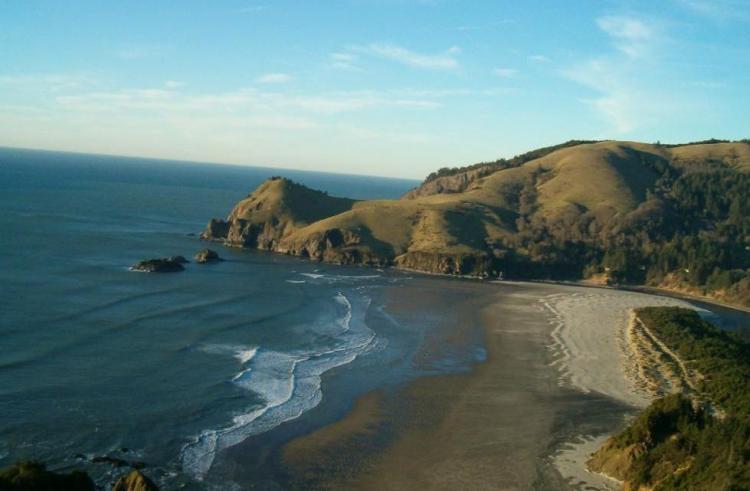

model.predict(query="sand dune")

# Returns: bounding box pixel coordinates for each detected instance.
[542,286,706,489]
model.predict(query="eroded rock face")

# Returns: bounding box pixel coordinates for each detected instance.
[130,258,185,273]
[111,470,159,491]
[200,218,230,241]
[394,251,493,276]
[194,248,221,263]
[401,168,488,199]
[280,229,392,267]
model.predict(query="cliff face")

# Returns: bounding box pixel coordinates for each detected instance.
[201,141,750,280]
[401,166,489,199]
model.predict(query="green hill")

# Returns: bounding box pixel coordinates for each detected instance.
[202,139,750,306]
[588,307,750,490]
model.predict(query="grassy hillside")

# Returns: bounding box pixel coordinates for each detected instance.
[203,139,750,305]
[588,308,750,490]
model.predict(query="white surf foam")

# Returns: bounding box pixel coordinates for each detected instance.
[180,292,376,480]
[300,272,382,282]
[197,344,258,365]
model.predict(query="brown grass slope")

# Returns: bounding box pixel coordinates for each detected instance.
[201,176,356,250]
[202,141,750,276]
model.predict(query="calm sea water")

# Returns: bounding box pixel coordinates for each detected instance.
[0,148,452,488]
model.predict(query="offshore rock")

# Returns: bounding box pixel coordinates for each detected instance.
[130,258,185,273]
[194,248,221,263]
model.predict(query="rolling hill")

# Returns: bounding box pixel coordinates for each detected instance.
[202,139,750,306]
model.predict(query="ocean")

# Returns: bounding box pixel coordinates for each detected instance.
[0,148,487,489]
[4,148,749,491]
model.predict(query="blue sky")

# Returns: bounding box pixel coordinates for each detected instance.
[1,0,749,178]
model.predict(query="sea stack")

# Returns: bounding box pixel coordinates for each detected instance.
[130,258,186,273]
[194,248,221,263]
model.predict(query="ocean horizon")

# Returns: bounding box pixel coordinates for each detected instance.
[0,148,454,489]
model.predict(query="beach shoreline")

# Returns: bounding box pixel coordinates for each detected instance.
[274,281,634,489]
[211,279,748,490]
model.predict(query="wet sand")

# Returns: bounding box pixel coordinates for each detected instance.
[279,281,629,490]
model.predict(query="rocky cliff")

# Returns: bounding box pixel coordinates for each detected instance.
[400,166,490,199]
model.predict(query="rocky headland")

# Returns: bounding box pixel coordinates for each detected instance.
[201,140,750,306]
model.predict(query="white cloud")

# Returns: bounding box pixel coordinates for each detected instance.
[51,86,443,118]
[562,16,670,134]
[493,68,517,78]
[565,61,639,132]
[355,43,460,70]
[164,80,184,89]
[0,73,97,92]
[255,73,293,84]
[596,16,656,59]
[328,52,361,71]
[237,5,267,13]
[528,54,550,63]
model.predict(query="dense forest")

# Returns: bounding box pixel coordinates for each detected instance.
[591,307,750,489]
[486,141,750,306]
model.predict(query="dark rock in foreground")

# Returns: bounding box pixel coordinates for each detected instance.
[0,461,95,491]
[111,470,159,491]
[168,255,189,264]
[130,258,185,273]
[194,248,221,263]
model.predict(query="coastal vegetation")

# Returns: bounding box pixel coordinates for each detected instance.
[588,307,750,490]
[202,139,750,307]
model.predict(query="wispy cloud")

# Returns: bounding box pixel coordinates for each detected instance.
[329,52,360,71]
[493,68,518,78]
[562,16,669,133]
[354,43,461,70]
[675,0,750,22]
[528,54,550,63]
[164,80,184,89]
[564,61,642,132]
[0,73,97,92]
[53,86,443,117]
[596,16,657,59]
[237,5,267,14]
[255,73,293,84]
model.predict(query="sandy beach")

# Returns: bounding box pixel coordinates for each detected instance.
[277,280,671,490]
[541,286,697,407]
[538,285,702,489]
[217,279,745,490]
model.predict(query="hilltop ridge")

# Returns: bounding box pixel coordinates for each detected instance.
[202,139,750,306]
